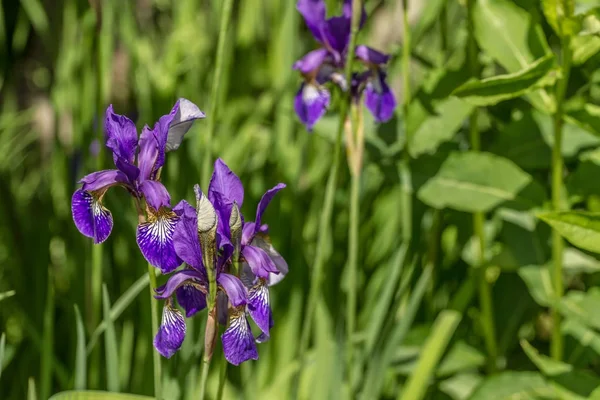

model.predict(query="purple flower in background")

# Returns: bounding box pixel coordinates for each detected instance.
[294,0,395,129]
[153,159,287,365]
[71,99,205,273]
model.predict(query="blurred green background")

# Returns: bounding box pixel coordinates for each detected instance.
[2,0,600,399]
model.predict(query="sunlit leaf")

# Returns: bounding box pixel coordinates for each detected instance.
[468,371,554,400]
[538,211,600,253]
[48,392,154,400]
[518,265,555,307]
[558,288,600,331]
[521,339,573,376]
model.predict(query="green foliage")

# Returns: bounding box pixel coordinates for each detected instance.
[1,0,600,399]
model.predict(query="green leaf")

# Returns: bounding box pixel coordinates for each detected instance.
[563,247,600,274]
[452,55,557,106]
[439,373,483,400]
[537,211,600,253]
[520,339,573,376]
[571,35,600,65]
[468,371,555,400]
[534,110,600,157]
[0,290,15,302]
[102,285,120,393]
[418,152,533,213]
[0,332,5,381]
[436,341,485,378]
[542,0,577,36]
[518,265,555,307]
[566,104,600,137]
[558,288,600,331]
[28,377,38,400]
[74,305,86,390]
[563,318,600,357]
[399,310,462,400]
[48,392,154,400]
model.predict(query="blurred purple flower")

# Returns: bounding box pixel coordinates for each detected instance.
[71,99,205,273]
[293,0,396,129]
[153,159,287,365]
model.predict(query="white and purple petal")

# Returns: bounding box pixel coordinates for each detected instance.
[176,283,207,318]
[172,200,203,270]
[163,98,205,153]
[218,273,247,307]
[136,207,181,273]
[294,83,330,131]
[365,72,396,123]
[251,234,289,286]
[221,309,259,366]
[242,245,279,279]
[247,279,272,337]
[71,189,113,244]
[153,300,186,359]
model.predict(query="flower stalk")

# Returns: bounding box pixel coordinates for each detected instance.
[147,262,163,398]
[400,0,413,244]
[466,0,497,373]
[550,0,574,362]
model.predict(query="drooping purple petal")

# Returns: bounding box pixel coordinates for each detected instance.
[79,169,129,192]
[137,125,159,181]
[71,189,113,244]
[365,72,396,123]
[252,234,289,286]
[104,105,138,173]
[342,0,367,29]
[323,16,351,57]
[173,200,203,270]
[294,83,330,131]
[136,208,181,273]
[155,269,205,299]
[256,313,275,343]
[218,273,247,307]
[247,279,271,337]
[355,45,390,66]
[297,0,327,43]
[154,300,186,359]
[139,180,171,210]
[221,310,259,366]
[242,245,279,279]
[176,283,207,317]
[208,158,244,240]
[242,222,256,246]
[293,48,330,74]
[255,183,286,233]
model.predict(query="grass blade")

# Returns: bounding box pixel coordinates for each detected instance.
[74,305,87,390]
[0,290,15,302]
[87,273,149,354]
[102,284,120,392]
[398,310,462,400]
[28,377,38,400]
[0,332,5,380]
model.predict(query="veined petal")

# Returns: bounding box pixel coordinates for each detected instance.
[105,104,138,166]
[79,169,129,192]
[221,308,258,366]
[252,234,289,286]
[72,189,113,244]
[294,83,330,131]
[293,48,329,74]
[164,98,205,152]
[297,0,327,44]
[155,269,205,299]
[176,283,207,317]
[242,245,278,279]
[218,273,247,307]
[241,222,256,246]
[172,200,203,270]
[137,207,181,273]
[140,180,171,210]
[365,71,396,123]
[208,158,244,240]
[137,125,159,181]
[355,45,390,66]
[255,183,286,234]
[247,279,272,337]
[154,299,186,359]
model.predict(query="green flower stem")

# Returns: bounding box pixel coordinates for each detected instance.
[201,0,234,189]
[467,0,497,373]
[295,0,362,396]
[400,0,413,244]
[147,263,162,399]
[217,353,228,400]
[198,358,211,400]
[550,2,574,360]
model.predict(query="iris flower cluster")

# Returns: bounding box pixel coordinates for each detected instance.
[294,0,396,130]
[71,102,287,365]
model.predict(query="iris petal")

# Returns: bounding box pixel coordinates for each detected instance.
[217,273,247,307]
[153,300,186,359]
[176,283,207,318]
[247,279,272,337]
[172,200,203,270]
[139,180,171,211]
[163,98,205,153]
[296,0,327,44]
[365,72,396,123]
[136,207,181,273]
[294,83,330,131]
[221,309,258,366]
[242,245,279,279]
[71,189,113,244]
[255,183,286,234]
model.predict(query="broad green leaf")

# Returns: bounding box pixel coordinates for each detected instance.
[563,247,600,274]
[439,373,482,400]
[0,290,14,302]
[571,35,600,65]
[452,55,557,106]
[102,285,120,392]
[520,339,572,376]
[558,288,600,331]
[534,110,600,157]
[566,104,600,137]
[542,0,577,36]
[87,273,149,354]
[49,392,154,400]
[537,211,600,253]
[518,265,555,307]
[468,371,555,400]
[74,305,86,390]
[566,161,600,200]
[418,152,533,213]
[437,342,485,378]
[563,318,600,357]
[399,310,462,400]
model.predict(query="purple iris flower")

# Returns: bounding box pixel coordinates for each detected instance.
[153,159,287,365]
[293,0,396,130]
[71,99,205,273]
